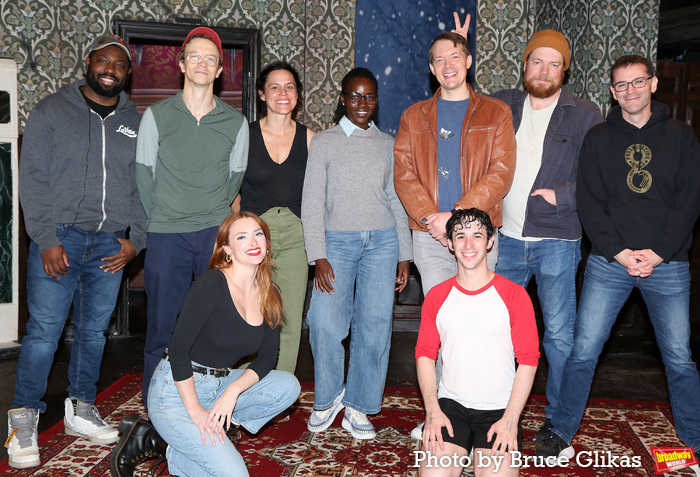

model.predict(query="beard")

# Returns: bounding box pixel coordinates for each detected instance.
[524,75,563,99]
[85,69,125,98]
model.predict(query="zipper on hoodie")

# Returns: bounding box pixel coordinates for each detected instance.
[91,109,115,231]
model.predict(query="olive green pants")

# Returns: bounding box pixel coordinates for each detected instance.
[261,208,309,373]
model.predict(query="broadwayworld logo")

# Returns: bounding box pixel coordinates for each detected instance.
[650,447,698,475]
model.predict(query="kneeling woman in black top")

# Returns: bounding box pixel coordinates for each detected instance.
[111,212,300,477]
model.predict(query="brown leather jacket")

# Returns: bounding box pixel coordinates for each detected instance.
[393,84,516,230]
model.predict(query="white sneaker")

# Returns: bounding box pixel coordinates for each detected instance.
[342,407,376,440]
[64,398,118,444]
[410,422,424,440]
[308,389,345,433]
[6,407,40,469]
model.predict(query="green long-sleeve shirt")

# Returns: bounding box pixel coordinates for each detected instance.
[136,91,248,233]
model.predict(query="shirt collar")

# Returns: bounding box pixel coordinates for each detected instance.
[339,115,380,137]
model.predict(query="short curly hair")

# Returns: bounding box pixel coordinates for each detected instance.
[446,208,495,241]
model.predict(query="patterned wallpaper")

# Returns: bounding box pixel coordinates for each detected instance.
[475,0,659,116]
[2,0,660,129]
[0,0,357,133]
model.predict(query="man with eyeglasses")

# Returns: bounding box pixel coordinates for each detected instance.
[136,26,249,408]
[536,55,700,462]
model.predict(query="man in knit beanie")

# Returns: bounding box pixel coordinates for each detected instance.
[490,27,604,447]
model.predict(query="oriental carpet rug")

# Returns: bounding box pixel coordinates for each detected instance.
[0,373,697,476]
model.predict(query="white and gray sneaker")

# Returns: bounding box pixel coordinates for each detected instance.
[64,398,118,444]
[342,407,376,440]
[6,407,40,469]
[308,389,345,433]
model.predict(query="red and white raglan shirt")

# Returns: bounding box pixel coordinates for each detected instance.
[415,274,540,410]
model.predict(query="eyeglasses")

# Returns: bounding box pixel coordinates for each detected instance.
[611,76,653,92]
[186,53,220,67]
[344,92,378,105]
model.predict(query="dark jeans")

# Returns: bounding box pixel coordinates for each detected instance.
[142,227,218,406]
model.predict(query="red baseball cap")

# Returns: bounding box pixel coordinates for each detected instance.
[183,26,222,58]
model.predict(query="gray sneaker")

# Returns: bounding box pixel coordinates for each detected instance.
[342,407,376,440]
[6,407,40,469]
[64,397,118,444]
[308,389,345,433]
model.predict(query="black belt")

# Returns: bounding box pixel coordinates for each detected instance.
[161,350,231,378]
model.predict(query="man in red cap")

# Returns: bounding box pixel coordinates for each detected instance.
[135,26,249,408]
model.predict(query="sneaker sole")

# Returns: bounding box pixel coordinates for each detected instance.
[341,417,376,440]
[109,414,141,477]
[559,445,575,459]
[8,454,40,469]
[64,417,119,444]
[308,403,345,433]
[537,444,576,460]
[410,423,423,441]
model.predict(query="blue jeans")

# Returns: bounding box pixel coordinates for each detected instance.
[148,359,300,477]
[13,225,124,412]
[552,254,700,450]
[307,228,398,414]
[142,227,218,407]
[496,233,580,418]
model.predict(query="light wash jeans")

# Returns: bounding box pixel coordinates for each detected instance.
[496,233,581,418]
[148,359,300,476]
[13,225,124,412]
[307,227,398,414]
[552,254,700,451]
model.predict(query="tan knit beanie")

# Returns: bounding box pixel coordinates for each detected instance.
[523,29,570,70]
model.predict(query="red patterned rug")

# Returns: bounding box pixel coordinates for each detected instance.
[0,374,697,476]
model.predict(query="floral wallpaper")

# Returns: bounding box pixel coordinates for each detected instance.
[475,0,659,116]
[1,0,660,129]
[474,0,535,94]
[0,0,357,133]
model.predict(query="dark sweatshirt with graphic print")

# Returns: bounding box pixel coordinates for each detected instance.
[576,101,700,263]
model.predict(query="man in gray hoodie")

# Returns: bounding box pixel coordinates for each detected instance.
[9,34,146,469]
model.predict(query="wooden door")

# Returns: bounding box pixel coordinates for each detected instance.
[656,61,700,265]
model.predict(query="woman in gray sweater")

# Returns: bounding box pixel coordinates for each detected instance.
[301,67,412,440]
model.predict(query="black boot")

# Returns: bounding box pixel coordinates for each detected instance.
[109,414,167,477]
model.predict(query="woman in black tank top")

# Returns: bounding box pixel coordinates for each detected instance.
[237,62,315,374]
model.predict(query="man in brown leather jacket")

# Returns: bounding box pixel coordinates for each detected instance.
[394,32,516,295]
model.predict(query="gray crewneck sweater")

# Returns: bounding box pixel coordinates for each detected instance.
[301,123,412,264]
